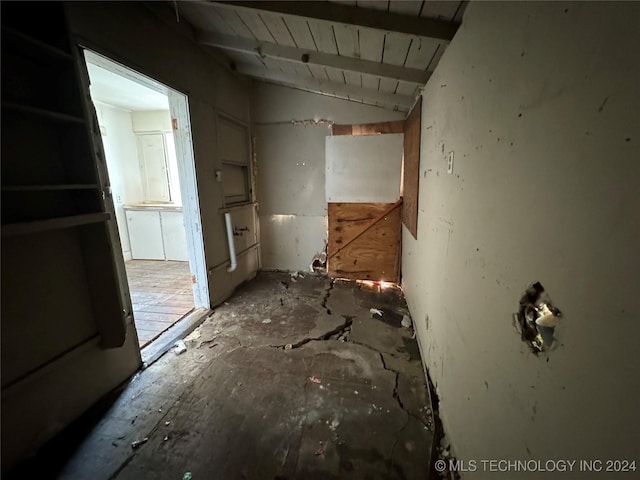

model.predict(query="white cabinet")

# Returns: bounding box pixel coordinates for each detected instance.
[161,211,189,261]
[125,207,188,261]
[127,209,165,260]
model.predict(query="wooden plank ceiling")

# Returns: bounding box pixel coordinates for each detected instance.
[178,0,466,112]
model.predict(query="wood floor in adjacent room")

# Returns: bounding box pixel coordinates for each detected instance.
[125,260,195,347]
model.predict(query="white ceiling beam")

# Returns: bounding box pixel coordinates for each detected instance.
[197,31,431,85]
[236,65,413,110]
[208,1,460,41]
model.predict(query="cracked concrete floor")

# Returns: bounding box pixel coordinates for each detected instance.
[29,272,435,480]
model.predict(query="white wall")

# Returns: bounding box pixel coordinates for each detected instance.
[131,110,172,132]
[253,82,405,271]
[402,2,640,476]
[95,103,143,260]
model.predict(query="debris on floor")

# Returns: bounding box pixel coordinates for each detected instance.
[290,271,305,281]
[131,437,149,449]
[401,314,413,328]
[261,318,272,324]
[185,330,201,342]
[173,340,187,355]
[26,272,435,480]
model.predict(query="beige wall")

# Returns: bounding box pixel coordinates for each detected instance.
[253,82,405,271]
[402,1,640,475]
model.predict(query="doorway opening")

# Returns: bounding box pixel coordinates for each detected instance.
[83,50,209,348]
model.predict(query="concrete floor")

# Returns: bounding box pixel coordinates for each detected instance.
[17,272,436,479]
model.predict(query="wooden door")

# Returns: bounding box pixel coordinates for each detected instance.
[327,200,402,282]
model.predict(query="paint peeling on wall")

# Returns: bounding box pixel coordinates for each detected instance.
[254,118,335,127]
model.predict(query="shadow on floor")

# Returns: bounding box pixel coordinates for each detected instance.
[9,272,437,480]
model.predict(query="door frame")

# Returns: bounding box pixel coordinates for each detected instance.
[82,49,210,309]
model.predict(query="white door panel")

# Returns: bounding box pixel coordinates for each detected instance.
[127,210,164,260]
[137,134,170,202]
[161,211,189,261]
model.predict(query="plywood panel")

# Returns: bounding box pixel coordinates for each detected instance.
[326,133,403,203]
[332,120,405,136]
[328,202,401,282]
[402,96,421,239]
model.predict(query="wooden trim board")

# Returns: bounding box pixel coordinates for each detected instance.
[332,120,405,136]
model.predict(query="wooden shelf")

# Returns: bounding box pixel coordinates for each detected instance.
[2,212,110,237]
[1,25,73,63]
[1,184,99,192]
[2,101,85,124]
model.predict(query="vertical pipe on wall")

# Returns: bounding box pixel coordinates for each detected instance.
[225,212,237,272]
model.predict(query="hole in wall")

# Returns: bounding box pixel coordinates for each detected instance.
[310,246,328,274]
[513,282,562,354]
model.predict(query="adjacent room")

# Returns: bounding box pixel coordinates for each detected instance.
[84,51,196,347]
[1,1,637,479]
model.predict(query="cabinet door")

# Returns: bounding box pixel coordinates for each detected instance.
[137,134,170,202]
[161,211,189,261]
[126,210,164,260]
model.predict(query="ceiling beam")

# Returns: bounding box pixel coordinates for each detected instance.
[197,31,431,85]
[208,1,459,41]
[236,66,413,111]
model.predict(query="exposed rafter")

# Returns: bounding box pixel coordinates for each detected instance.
[235,65,413,110]
[197,31,431,85]
[207,0,459,41]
